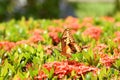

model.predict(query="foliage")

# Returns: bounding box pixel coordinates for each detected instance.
[0,16,120,79]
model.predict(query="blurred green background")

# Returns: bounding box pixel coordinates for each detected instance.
[0,0,120,22]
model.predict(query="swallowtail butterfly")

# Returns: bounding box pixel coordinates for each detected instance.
[61,28,81,58]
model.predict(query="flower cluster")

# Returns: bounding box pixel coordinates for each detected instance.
[0,29,44,51]
[0,41,16,51]
[36,60,98,79]
[83,27,102,40]
[114,31,120,43]
[100,54,116,68]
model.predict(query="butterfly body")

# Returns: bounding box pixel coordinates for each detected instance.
[61,28,81,58]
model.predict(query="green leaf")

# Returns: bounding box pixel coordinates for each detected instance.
[49,67,54,79]
[0,60,9,77]
[113,59,120,70]
[70,53,83,62]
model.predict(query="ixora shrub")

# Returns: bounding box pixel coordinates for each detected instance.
[0,16,120,80]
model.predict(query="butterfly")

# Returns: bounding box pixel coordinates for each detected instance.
[61,28,81,58]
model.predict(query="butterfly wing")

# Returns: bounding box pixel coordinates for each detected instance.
[61,28,72,57]
[61,28,81,57]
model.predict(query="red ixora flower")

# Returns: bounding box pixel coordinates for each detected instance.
[63,16,81,30]
[115,31,120,37]
[43,45,53,55]
[65,16,79,24]
[93,44,107,53]
[83,17,93,23]
[114,31,120,43]
[16,40,29,45]
[113,48,120,59]
[28,32,44,43]
[100,54,116,68]
[83,27,102,40]
[48,26,63,33]
[101,16,115,23]
[49,32,60,45]
[0,41,16,51]
[36,60,98,79]
[32,29,44,35]
[34,71,47,80]
[64,22,80,31]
